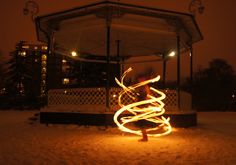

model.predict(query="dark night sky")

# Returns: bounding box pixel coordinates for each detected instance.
[0,0,236,80]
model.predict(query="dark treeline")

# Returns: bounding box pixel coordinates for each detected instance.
[183,58,236,111]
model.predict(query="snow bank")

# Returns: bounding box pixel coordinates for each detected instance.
[0,111,235,164]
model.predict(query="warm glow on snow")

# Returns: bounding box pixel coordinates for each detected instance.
[114,68,172,137]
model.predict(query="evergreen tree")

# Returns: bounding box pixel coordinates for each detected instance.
[5,41,32,109]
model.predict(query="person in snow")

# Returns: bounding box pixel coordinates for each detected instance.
[136,76,151,142]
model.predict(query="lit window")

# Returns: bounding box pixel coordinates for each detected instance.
[42,67,46,73]
[42,46,48,50]
[63,78,70,85]
[42,74,46,78]
[20,51,26,57]
[41,61,46,66]
[42,54,47,60]
[22,45,29,49]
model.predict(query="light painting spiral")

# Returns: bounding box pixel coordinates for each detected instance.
[113,68,172,137]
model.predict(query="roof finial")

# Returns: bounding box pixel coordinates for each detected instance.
[188,0,205,16]
[23,0,39,22]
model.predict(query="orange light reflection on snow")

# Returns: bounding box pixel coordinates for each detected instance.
[114,68,172,137]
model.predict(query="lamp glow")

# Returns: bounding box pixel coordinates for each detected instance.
[71,51,77,57]
[114,68,172,137]
[169,51,176,57]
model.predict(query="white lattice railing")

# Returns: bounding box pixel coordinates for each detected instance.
[48,88,106,105]
[45,87,183,112]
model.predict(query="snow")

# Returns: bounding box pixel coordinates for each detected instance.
[0,111,235,164]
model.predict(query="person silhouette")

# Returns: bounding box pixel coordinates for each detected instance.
[136,77,150,142]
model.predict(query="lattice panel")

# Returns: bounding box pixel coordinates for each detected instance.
[109,88,135,106]
[48,88,178,111]
[48,88,106,105]
[110,88,178,107]
[162,90,178,107]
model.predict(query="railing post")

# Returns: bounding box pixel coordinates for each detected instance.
[162,53,166,88]
[106,23,111,111]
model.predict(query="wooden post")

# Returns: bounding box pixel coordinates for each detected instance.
[116,40,120,79]
[106,25,111,110]
[190,45,193,84]
[177,35,181,109]
[190,44,193,109]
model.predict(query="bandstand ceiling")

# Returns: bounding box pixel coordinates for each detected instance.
[35,1,203,60]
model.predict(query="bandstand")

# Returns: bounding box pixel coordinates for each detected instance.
[35,1,203,127]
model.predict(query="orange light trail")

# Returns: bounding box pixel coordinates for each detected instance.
[114,68,172,137]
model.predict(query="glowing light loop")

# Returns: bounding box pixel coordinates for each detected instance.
[114,68,172,137]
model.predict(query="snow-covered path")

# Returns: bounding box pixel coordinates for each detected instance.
[0,111,235,165]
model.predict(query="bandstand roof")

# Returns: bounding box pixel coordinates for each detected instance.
[35,1,203,61]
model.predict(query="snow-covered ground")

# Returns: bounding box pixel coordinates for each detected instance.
[0,111,235,165]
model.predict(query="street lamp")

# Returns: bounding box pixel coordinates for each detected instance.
[23,0,39,21]
[188,0,205,16]
[71,51,78,57]
[168,51,176,57]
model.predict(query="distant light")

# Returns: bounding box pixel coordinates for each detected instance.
[42,46,48,50]
[41,54,47,60]
[42,67,46,73]
[62,59,67,63]
[112,94,117,98]
[34,46,38,50]
[63,78,70,85]
[22,45,29,49]
[71,51,77,57]
[20,51,26,57]
[232,94,235,99]
[168,51,176,57]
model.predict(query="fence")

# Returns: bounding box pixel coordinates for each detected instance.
[45,87,185,112]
